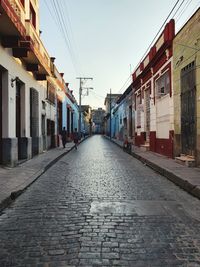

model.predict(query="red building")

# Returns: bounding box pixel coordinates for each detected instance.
[132,19,175,158]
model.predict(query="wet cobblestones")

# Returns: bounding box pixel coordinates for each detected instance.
[0,136,200,266]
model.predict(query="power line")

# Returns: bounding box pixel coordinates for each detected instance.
[175,0,194,22]
[55,0,81,73]
[136,0,182,69]
[45,0,81,75]
[172,0,187,18]
[117,75,132,94]
[117,0,184,96]
[54,0,80,74]
[60,0,82,69]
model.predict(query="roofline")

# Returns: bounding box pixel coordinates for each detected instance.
[175,7,200,37]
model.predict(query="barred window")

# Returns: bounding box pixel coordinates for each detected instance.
[47,82,55,104]
[156,71,170,98]
[136,95,141,127]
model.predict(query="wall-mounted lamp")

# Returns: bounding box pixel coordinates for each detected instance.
[11,76,20,87]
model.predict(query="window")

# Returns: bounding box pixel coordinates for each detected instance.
[47,82,55,104]
[119,114,122,125]
[136,95,141,127]
[156,71,170,97]
[20,0,24,6]
[30,4,36,28]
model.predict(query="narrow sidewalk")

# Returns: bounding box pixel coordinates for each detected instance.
[0,139,85,211]
[106,136,200,200]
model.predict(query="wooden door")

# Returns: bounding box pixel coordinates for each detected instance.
[0,70,2,162]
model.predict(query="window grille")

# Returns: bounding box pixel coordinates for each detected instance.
[136,95,141,127]
[156,71,170,98]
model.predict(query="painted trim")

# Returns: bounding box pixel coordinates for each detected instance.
[0,0,26,38]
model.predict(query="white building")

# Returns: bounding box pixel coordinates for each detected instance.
[0,0,74,166]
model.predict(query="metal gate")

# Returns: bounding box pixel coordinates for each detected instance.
[16,81,21,159]
[145,89,150,142]
[181,61,196,156]
[30,88,39,156]
[0,70,2,163]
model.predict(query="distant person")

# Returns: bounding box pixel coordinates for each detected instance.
[61,127,67,148]
[73,128,79,150]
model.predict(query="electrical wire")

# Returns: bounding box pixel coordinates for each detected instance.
[136,0,182,69]
[60,0,82,73]
[55,0,81,74]
[117,0,183,95]
[117,0,199,96]
[44,0,81,75]
[175,0,194,21]
[117,75,132,94]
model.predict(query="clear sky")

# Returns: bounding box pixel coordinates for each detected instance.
[40,0,200,109]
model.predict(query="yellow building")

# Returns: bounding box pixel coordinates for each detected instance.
[173,8,200,166]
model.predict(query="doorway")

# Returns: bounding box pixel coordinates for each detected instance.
[0,70,2,163]
[67,107,70,136]
[42,115,46,151]
[181,61,196,156]
[30,88,39,156]
[145,89,150,142]
[71,112,74,133]
[128,105,132,138]
[16,81,21,159]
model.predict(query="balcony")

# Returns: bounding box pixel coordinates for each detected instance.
[0,0,26,38]
[0,0,51,80]
[23,20,51,77]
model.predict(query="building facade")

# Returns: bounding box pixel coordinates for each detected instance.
[92,108,105,134]
[133,19,175,158]
[113,84,134,142]
[0,0,79,166]
[104,94,121,137]
[173,8,200,166]
[81,105,92,136]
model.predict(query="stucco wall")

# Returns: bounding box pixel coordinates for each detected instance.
[173,9,200,164]
[0,45,54,139]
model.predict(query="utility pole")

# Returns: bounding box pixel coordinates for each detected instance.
[110,88,112,140]
[76,77,93,138]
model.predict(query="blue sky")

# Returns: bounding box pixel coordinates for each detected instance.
[40,0,200,108]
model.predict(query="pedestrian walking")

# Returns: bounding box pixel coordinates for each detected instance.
[73,128,79,150]
[61,127,67,148]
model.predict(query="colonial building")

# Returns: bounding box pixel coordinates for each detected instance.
[92,108,105,134]
[0,0,79,166]
[133,19,175,158]
[104,94,121,137]
[81,105,92,136]
[173,8,200,166]
[113,84,134,142]
[62,84,79,141]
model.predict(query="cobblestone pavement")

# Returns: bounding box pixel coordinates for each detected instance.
[1,136,200,267]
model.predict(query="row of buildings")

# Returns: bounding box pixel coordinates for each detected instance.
[104,8,200,167]
[0,0,95,166]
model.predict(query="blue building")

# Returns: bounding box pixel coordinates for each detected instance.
[62,84,79,140]
[111,84,134,143]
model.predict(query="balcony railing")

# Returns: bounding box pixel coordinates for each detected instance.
[25,20,51,75]
[8,0,25,25]
[0,0,26,37]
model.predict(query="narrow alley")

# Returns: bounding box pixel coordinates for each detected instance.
[0,136,200,267]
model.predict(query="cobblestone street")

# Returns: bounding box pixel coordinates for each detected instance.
[1,135,200,267]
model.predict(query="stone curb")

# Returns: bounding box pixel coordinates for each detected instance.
[105,136,200,200]
[0,137,89,213]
